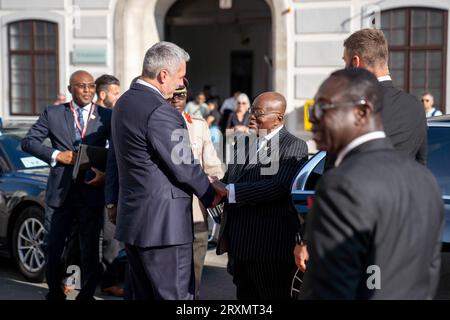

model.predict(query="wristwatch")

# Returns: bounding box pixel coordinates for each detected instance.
[295,232,307,246]
[105,203,116,209]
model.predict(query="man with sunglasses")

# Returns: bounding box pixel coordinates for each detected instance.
[210,92,308,300]
[22,70,112,300]
[167,79,224,299]
[298,68,443,299]
[422,92,443,118]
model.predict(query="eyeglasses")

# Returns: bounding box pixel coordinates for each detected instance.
[73,83,96,90]
[172,93,187,100]
[309,99,368,120]
[237,101,247,105]
[249,106,280,118]
[421,99,430,102]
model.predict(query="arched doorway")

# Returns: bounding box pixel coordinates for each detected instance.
[165,0,272,102]
[114,0,289,104]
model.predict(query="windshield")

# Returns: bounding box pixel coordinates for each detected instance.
[0,132,49,170]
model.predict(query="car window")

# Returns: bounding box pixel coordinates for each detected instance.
[305,156,325,190]
[0,133,49,170]
[427,126,450,195]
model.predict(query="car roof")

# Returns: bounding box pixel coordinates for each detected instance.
[427,115,450,125]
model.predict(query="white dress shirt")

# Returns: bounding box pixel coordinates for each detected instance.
[377,75,392,82]
[50,101,93,166]
[334,131,386,167]
[136,78,165,98]
[227,125,284,203]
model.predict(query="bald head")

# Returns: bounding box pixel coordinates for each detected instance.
[249,91,286,135]
[253,92,287,116]
[69,70,93,86]
[68,70,96,106]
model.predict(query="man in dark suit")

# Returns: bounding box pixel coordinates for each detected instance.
[295,28,429,273]
[211,92,308,300]
[299,68,443,299]
[343,28,427,164]
[109,41,218,300]
[22,70,112,300]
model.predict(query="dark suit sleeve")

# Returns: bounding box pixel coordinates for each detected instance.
[299,174,373,299]
[21,107,56,164]
[233,139,308,205]
[147,104,214,207]
[416,128,427,166]
[105,139,119,205]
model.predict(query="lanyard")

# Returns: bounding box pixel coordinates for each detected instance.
[69,101,95,139]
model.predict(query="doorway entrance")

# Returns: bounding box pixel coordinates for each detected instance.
[165,0,272,103]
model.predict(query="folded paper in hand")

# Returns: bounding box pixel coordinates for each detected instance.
[72,144,108,183]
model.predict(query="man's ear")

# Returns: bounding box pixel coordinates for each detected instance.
[159,69,169,84]
[67,85,72,95]
[99,91,106,101]
[354,105,370,125]
[352,55,361,68]
[277,114,284,124]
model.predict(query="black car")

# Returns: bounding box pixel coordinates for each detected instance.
[291,115,450,247]
[0,127,48,282]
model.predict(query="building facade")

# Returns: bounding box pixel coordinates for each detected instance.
[0,0,448,134]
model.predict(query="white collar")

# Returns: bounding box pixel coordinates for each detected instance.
[335,131,386,167]
[260,125,284,142]
[71,100,92,111]
[136,79,165,98]
[377,75,392,82]
[256,125,284,152]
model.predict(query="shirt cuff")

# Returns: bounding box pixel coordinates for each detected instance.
[227,184,236,203]
[51,150,60,167]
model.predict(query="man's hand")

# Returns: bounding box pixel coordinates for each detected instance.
[85,167,105,187]
[294,244,309,272]
[107,207,117,225]
[56,151,77,165]
[210,191,224,208]
[211,180,228,198]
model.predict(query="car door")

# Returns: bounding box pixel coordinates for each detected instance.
[291,151,326,217]
[427,124,450,244]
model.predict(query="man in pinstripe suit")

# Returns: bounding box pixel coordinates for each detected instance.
[211,92,308,300]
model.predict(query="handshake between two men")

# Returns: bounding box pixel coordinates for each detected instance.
[209,176,228,208]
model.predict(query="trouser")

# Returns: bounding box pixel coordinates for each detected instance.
[125,243,194,300]
[231,258,297,300]
[193,228,208,299]
[100,210,121,289]
[44,187,103,301]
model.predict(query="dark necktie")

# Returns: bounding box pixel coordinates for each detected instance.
[74,108,84,148]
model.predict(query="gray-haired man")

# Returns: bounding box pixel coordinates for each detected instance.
[106,41,220,300]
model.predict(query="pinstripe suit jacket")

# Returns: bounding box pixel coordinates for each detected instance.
[217,126,308,261]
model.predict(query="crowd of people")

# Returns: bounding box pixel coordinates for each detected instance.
[21,27,445,301]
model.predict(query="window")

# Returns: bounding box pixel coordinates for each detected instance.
[8,20,59,115]
[381,8,447,112]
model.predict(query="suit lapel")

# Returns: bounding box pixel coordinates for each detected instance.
[64,103,76,148]
[83,104,99,139]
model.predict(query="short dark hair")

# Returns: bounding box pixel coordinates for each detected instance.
[95,74,120,96]
[344,28,389,68]
[330,68,383,113]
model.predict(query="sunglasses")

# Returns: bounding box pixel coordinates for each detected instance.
[309,99,368,120]
[172,93,187,99]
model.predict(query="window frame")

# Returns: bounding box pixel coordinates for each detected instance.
[382,7,448,113]
[7,20,59,116]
